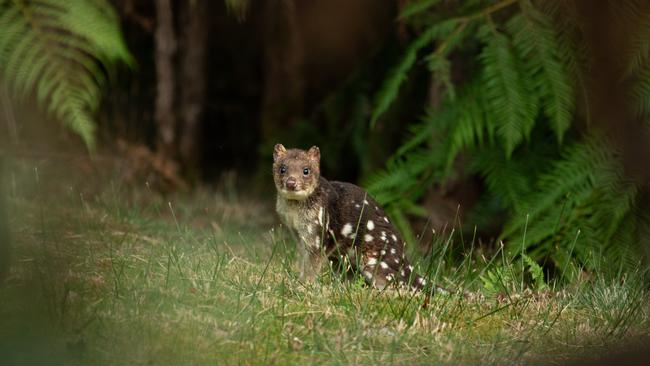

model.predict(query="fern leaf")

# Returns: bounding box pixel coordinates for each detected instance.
[508,6,574,143]
[394,105,456,157]
[631,65,650,118]
[480,265,516,297]
[523,253,548,290]
[470,146,532,210]
[0,0,132,150]
[500,135,638,274]
[502,137,608,238]
[398,0,442,20]
[371,19,460,127]
[427,53,455,99]
[444,87,495,169]
[366,148,441,201]
[621,2,650,75]
[479,27,537,157]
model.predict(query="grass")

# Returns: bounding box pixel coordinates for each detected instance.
[1,158,649,365]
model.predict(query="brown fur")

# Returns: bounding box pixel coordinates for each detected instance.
[273,144,445,293]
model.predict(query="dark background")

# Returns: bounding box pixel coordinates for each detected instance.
[100,0,412,187]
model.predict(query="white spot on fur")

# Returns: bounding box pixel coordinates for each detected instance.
[380,262,389,269]
[400,270,405,276]
[349,233,356,239]
[355,204,360,209]
[386,274,394,281]
[391,234,397,242]
[363,271,373,279]
[367,257,377,265]
[408,265,414,271]
[380,250,386,255]
[307,225,313,235]
[418,277,426,285]
[363,199,369,205]
[390,248,397,254]
[366,220,375,231]
[364,234,373,242]
[383,216,389,223]
[341,223,353,237]
[394,258,400,264]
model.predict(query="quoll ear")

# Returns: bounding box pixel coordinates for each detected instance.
[307,146,320,162]
[273,143,287,161]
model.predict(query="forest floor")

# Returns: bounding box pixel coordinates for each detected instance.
[1,158,650,365]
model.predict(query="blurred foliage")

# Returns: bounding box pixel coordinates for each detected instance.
[366,0,650,277]
[0,0,132,150]
[224,0,249,21]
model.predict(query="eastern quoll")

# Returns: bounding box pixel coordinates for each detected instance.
[273,144,446,294]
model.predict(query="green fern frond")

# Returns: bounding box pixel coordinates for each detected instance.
[480,265,516,296]
[470,146,532,211]
[502,137,609,239]
[538,0,586,101]
[398,0,442,20]
[522,253,548,290]
[367,0,647,277]
[0,0,132,150]
[427,53,455,99]
[618,1,650,75]
[479,27,537,157]
[631,65,650,118]
[444,87,495,169]
[370,18,460,127]
[366,148,442,203]
[394,106,458,160]
[508,4,574,143]
[500,135,640,274]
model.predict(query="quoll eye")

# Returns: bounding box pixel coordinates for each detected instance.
[279,166,287,174]
[303,167,310,176]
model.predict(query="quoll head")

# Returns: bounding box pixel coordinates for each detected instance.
[273,144,320,200]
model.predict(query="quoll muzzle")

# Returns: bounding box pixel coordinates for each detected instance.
[285,177,297,191]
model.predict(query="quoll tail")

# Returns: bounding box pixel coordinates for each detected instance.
[399,263,451,295]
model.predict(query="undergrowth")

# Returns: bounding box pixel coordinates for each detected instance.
[365,0,650,277]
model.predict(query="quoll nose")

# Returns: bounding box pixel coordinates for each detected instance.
[285,178,297,190]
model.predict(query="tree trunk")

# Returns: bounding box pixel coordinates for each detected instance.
[154,0,177,159]
[178,0,208,181]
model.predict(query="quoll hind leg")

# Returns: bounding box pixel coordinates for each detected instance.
[360,256,398,290]
[399,263,428,290]
[361,254,430,292]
